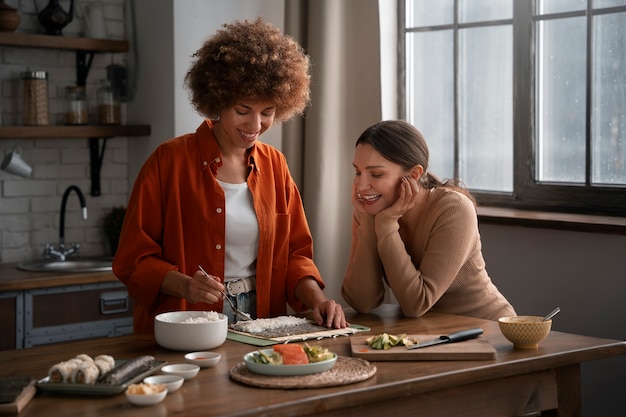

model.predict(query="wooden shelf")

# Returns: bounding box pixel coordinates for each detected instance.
[0,32,149,196]
[0,125,151,139]
[0,32,128,52]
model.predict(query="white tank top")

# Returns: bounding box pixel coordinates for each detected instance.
[217,180,259,280]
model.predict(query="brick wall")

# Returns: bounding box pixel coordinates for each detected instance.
[0,0,129,263]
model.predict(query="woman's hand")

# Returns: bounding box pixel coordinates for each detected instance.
[295,277,350,329]
[352,183,368,214]
[311,299,350,329]
[184,269,225,304]
[379,176,420,218]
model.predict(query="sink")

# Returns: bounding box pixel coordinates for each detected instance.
[17,257,113,273]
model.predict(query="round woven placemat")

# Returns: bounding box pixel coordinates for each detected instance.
[229,356,376,389]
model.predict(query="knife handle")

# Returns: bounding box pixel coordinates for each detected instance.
[443,328,483,343]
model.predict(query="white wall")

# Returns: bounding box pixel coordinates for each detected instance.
[128,0,285,183]
[480,224,626,417]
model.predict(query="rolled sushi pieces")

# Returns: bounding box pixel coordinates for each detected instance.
[47,354,155,386]
[48,354,115,384]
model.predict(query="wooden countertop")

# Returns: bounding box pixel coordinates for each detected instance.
[1,305,625,417]
[0,262,118,292]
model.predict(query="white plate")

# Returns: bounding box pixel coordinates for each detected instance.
[243,349,337,376]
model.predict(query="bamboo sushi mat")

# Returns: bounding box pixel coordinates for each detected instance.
[229,356,376,389]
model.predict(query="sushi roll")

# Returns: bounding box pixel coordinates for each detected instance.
[94,356,115,375]
[71,362,100,384]
[99,355,155,385]
[94,355,115,368]
[74,354,94,363]
[48,361,78,383]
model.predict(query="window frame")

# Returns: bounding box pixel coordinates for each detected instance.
[399,0,626,217]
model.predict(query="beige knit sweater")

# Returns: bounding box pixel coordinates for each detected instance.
[341,187,516,321]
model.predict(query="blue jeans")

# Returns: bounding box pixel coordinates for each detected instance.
[222,290,257,324]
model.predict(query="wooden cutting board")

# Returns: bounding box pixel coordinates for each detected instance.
[350,334,496,361]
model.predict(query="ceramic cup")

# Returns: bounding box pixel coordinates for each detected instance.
[1,146,32,177]
[83,4,106,39]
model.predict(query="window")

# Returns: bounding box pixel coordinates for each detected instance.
[400,0,626,216]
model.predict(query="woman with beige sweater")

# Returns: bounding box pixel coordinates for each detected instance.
[342,120,515,320]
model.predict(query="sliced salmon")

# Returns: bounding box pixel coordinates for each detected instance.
[273,344,309,365]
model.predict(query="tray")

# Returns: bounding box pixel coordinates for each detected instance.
[36,360,166,396]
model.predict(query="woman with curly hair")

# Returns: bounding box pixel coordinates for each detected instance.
[342,120,515,320]
[114,18,348,333]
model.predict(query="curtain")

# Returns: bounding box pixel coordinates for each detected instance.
[283,0,383,303]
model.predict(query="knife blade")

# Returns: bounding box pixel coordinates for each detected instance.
[406,328,484,350]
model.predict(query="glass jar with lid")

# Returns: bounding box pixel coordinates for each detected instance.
[65,85,88,125]
[22,70,49,126]
[97,80,121,125]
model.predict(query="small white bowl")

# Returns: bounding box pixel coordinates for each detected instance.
[125,385,167,406]
[143,374,184,394]
[185,351,221,368]
[161,364,200,380]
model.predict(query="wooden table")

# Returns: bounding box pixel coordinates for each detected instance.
[1,304,624,417]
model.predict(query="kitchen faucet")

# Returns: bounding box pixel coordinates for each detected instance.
[44,185,88,261]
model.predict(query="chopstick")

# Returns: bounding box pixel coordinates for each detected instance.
[197,265,252,321]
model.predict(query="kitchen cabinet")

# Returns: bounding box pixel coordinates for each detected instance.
[0,265,136,350]
[24,281,133,348]
[0,32,151,196]
[0,291,24,350]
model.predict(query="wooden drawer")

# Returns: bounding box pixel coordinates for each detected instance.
[24,282,133,347]
[28,284,132,328]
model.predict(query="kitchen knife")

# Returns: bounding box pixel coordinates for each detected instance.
[406,328,484,350]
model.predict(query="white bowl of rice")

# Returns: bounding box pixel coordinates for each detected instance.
[154,311,228,351]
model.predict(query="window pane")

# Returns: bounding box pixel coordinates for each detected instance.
[595,0,626,7]
[535,0,587,15]
[458,0,512,23]
[591,12,626,185]
[536,17,586,183]
[458,26,513,192]
[405,0,454,27]
[406,31,454,179]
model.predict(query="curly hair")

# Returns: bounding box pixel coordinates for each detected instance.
[184,17,311,122]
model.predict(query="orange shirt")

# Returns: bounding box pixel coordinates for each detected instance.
[113,120,324,333]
